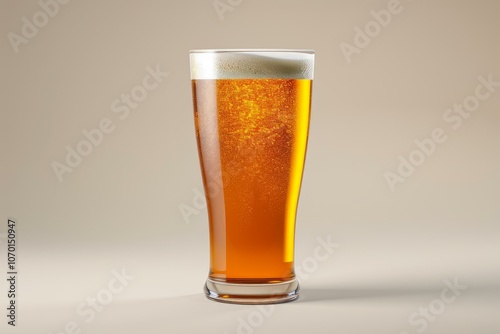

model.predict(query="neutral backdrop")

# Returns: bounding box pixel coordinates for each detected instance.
[1,0,499,333]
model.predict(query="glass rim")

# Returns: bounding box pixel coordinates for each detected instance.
[189,49,315,54]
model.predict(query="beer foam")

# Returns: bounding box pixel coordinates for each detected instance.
[190,50,314,80]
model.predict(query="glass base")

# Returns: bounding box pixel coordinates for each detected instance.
[204,278,300,304]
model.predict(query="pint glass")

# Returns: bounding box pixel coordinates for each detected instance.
[190,50,314,304]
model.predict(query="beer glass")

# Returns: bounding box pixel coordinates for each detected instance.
[190,49,314,304]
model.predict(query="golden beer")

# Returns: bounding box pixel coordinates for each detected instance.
[190,50,314,304]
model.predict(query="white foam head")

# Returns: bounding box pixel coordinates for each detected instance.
[190,49,314,80]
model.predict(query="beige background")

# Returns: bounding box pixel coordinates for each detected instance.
[1,0,499,333]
